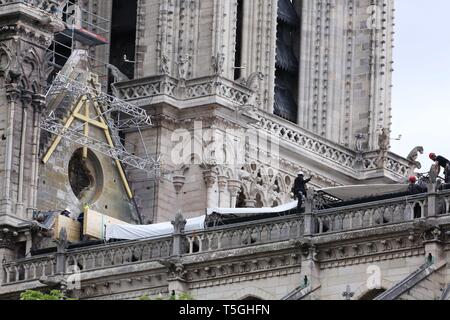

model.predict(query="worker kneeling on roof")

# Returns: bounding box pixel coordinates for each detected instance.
[430,153,450,183]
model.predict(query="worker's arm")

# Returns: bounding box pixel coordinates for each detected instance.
[435,161,442,174]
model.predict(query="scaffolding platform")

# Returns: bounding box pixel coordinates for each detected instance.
[46,0,110,89]
[61,26,108,46]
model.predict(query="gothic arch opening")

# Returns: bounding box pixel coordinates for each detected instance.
[234,0,244,80]
[413,203,422,219]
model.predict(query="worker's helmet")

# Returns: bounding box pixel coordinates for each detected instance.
[409,176,417,184]
[429,153,437,160]
[65,207,71,213]
[298,171,304,176]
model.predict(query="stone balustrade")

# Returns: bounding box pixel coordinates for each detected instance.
[3,190,450,286]
[1,237,172,286]
[64,237,173,272]
[113,75,253,108]
[1,255,56,285]
[315,194,428,235]
[257,111,413,179]
[0,0,67,18]
[363,150,411,178]
[113,75,414,180]
[182,214,305,255]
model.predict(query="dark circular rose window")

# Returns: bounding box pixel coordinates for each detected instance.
[68,149,104,204]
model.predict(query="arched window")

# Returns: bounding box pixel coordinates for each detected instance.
[413,203,422,219]
[234,0,244,80]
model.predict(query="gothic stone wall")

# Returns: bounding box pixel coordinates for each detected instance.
[37,125,139,224]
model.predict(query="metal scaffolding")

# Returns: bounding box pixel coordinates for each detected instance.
[41,72,162,178]
[31,1,166,184]
[46,0,110,89]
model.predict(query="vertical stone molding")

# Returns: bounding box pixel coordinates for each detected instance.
[217,175,228,208]
[203,169,218,209]
[227,179,241,208]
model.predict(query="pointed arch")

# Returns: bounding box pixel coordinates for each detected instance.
[229,287,275,300]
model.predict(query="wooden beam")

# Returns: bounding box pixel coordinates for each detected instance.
[91,99,134,199]
[42,96,87,164]
[54,215,81,242]
[74,112,109,130]
[83,208,128,240]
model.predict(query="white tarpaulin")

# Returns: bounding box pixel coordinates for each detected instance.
[105,215,205,241]
[206,184,409,216]
[106,184,409,240]
[319,184,409,201]
[206,201,298,216]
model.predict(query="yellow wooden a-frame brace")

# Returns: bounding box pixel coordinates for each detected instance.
[42,93,134,199]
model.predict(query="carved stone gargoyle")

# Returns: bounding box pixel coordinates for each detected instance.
[54,227,68,253]
[407,146,424,170]
[158,258,188,280]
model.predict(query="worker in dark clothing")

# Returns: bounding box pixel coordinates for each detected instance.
[292,172,311,213]
[407,176,423,194]
[429,153,450,183]
[60,208,71,218]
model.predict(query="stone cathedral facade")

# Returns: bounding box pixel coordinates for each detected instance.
[111,0,402,224]
[3,0,448,301]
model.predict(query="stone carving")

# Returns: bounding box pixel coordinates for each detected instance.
[177,54,191,81]
[378,128,390,151]
[0,228,19,250]
[377,128,390,168]
[429,163,439,184]
[407,146,424,169]
[160,52,170,74]
[172,175,186,195]
[245,72,264,91]
[54,227,68,253]
[211,53,225,76]
[355,133,365,153]
[107,64,129,83]
[245,72,264,107]
[159,258,188,280]
[0,43,12,74]
[18,47,54,93]
[171,210,187,234]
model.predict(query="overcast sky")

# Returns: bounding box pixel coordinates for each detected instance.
[390,0,450,171]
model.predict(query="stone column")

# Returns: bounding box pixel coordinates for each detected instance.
[303,190,316,236]
[55,228,68,275]
[244,199,257,208]
[427,183,438,217]
[227,180,241,208]
[203,170,218,209]
[15,91,32,219]
[29,94,45,216]
[171,211,187,257]
[299,244,320,292]
[172,175,186,213]
[2,86,21,217]
[217,176,229,208]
